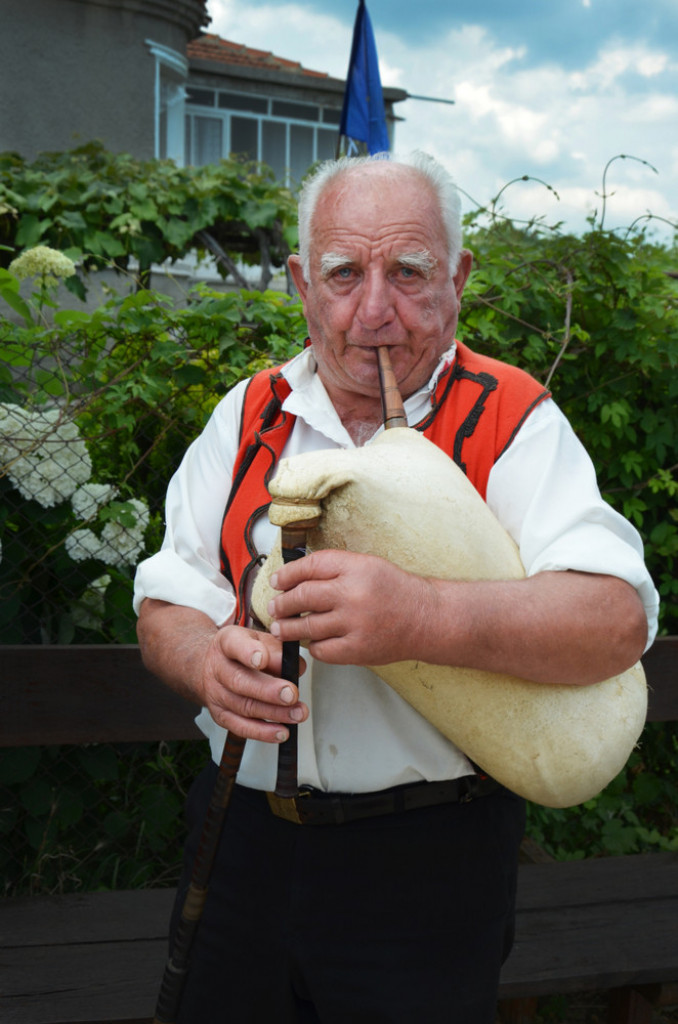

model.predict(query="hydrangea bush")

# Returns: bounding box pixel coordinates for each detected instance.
[0,399,151,641]
[0,256,307,644]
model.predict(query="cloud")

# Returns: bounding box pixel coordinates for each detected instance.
[571,42,672,91]
[205,0,678,239]
[207,0,352,77]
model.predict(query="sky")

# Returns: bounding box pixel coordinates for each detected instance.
[205,0,678,243]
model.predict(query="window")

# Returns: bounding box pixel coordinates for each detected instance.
[262,120,287,181]
[289,124,314,184]
[231,116,259,163]
[218,92,268,114]
[146,40,189,165]
[185,88,343,184]
[195,117,224,166]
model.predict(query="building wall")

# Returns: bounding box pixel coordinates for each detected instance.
[1,0,207,160]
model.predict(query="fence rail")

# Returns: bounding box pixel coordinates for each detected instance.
[2,638,676,746]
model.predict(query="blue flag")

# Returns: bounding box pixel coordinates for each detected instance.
[339,0,390,155]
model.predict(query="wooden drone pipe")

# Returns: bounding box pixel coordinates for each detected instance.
[153,731,246,1024]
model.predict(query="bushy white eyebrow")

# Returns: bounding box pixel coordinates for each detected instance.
[320,252,352,279]
[319,249,438,280]
[397,250,438,278]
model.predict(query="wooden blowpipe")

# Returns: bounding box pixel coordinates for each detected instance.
[376,347,407,429]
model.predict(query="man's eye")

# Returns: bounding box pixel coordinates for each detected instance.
[398,266,417,278]
[335,266,353,279]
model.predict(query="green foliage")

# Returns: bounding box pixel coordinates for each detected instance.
[460,216,678,635]
[1,148,677,886]
[526,722,678,860]
[0,741,205,894]
[0,142,298,290]
[459,214,678,861]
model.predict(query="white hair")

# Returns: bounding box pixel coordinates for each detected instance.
[296,151,463,281]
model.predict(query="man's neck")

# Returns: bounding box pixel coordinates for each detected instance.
[346,418,382,447]
[327,391,385,446]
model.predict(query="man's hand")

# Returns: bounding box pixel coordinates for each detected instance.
[199,624,309,743]
[267,550,429,666]
[136,600,309,744]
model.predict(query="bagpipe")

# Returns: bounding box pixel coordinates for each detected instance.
[251,346,647,810]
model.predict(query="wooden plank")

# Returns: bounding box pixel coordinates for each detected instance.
[512,852,678,911]
[500,894,678,997]
[0,891,173,1023]
[1,868,677,1016]
[0,636,674,748]
[0,646,201,745]
[643,636,678,721]
[0,889,175,947]
[1,939,166,1024]
[499,854,678,998]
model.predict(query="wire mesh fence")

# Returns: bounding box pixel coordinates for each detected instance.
[0,273,306,894]
[2,241,677,893]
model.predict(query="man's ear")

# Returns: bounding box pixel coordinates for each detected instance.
[452,249,473,300]
[288,255,309,304]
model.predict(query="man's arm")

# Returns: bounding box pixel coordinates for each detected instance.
[136,598,309,743]
[266,552,648,686]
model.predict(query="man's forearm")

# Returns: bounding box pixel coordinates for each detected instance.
[137,598,308,743]
[136,598,218,705]
[420,570,648,685]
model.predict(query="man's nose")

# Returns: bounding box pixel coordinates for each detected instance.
[357,270,396,330]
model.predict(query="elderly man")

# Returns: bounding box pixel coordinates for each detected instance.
[135,153,657,1023]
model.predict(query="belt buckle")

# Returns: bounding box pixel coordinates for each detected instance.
[266,789,310,824]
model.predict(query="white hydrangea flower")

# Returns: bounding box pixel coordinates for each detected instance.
[65,498,150,569]
[72,574,111,630]
[0,403,92,508]
[65,528,109,563]
[72,483,118,521]
[9,246,77,284]
[100,498,150,568]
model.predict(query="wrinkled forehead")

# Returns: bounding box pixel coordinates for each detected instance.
[310,165,447,260]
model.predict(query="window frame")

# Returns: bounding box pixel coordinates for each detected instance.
[146,39,189,165]
[184,87,341,183]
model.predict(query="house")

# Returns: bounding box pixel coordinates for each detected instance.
[184,34,406,184]
[2,0,407,181]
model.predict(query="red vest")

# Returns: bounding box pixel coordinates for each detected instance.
[220,341,550,623]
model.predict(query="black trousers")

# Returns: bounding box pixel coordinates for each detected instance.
[170,763,525,1024]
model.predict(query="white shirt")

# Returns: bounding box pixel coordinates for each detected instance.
[134,346,659,792]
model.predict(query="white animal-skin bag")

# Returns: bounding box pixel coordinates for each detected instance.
[251,357,647,809]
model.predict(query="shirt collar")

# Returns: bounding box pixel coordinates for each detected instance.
[280,343,458,446]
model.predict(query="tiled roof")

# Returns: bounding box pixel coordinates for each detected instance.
[187,34,330,79]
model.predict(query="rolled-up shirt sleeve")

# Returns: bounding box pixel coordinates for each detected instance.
[133,381,248,626]
[486,398,660,650]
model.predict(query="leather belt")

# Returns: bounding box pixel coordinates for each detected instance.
[265,775,500,826]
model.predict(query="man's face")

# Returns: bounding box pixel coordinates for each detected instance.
[288,165,472,410]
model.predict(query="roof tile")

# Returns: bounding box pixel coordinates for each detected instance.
[187,33,329,79]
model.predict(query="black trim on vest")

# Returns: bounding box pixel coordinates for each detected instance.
[219,372,290,594]
[451,367,498,475]
[497,391,550,461]
[414,359,499,475]
[412,361,456,433]
[236,503,271,626]
[236,428,289,619]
